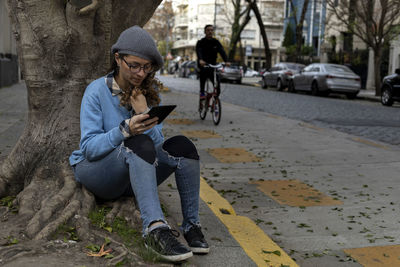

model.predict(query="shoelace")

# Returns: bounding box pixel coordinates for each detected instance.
[157,228,182,248]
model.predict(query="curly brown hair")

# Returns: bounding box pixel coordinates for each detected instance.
[109,54,162,110]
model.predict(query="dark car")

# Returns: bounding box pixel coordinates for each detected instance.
[261,62,305,90]
[381,68,400,106]
[183,60,198,79]
[178,61,190,77]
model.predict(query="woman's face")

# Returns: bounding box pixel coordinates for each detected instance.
[116,54,153,87]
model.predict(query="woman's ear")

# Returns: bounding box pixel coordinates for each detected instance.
[114,53,120,66]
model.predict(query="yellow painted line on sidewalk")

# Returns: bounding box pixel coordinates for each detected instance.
[200,177,298,267]
[351,137,389,150]
[344,245,400,266]
[298,122,324,131]
[181,130,221,139]
[252,180,343,207]
[207,148,263,163]
[165,118,194,125]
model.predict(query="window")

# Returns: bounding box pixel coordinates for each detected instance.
[241,30,256,40]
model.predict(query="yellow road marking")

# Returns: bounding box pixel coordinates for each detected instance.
[165,118,194,125]
[344,245,400,266]
[252,180,343,207]
[351,137,389,150]
[200,178,298,267]
[181,130,221,139]
[267,114,281,119]
[298,122,324,131]
[207,148,263,163]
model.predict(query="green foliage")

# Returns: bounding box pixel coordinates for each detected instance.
[0,196,18,213]
[52,223,80,242]
[88,205,161,263]
[282,24,295,48]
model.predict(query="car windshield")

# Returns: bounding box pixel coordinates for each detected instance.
[325,65,353,74]
[286,64,304,70]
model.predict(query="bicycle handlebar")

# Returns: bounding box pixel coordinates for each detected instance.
[205,63,223,69]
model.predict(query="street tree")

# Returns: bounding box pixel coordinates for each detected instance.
[144,0,175,58]
[226,0,252,62]
[327,0,400,95]
[245,0,272,69]
[288,0,310,62]
[0,0,161,263]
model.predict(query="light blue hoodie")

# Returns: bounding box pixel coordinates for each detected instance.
[69,76,164,166]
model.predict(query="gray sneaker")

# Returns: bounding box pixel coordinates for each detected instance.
[145,227,193,262]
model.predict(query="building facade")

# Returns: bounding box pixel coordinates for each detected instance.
[0,0,19,87]
[172,0,285,70]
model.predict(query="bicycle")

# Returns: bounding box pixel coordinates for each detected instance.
[199,64,222,125]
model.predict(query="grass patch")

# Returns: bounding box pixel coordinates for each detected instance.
[88,205,161,263]
[0,196,18,213]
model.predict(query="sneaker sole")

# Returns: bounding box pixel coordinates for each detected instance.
[190,246,210,254]
[145,244,193,262]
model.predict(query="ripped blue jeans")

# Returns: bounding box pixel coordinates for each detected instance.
[73,135,201,235]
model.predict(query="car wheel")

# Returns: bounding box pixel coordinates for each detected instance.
[381,87,394,106]
[261,78,267,89]
[346,92,358,99]
[311,81,319,96]
[277,79,283,91]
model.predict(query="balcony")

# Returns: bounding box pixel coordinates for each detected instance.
[175,15,188,28]
[176,0,188,8]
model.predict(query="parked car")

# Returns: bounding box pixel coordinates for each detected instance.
[288,63,361,99]
[178,61,190,77]
[183,60,198,79]
[219,63,242,84]
[261,62,305,90]
[381,68,400,106]
[244,67,259,77]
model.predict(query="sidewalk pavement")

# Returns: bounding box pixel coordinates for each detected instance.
[1,82,400,267]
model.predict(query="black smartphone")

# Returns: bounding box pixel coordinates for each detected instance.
[144,105,176,124]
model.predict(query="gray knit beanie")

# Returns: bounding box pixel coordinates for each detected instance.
[111,25,163,71]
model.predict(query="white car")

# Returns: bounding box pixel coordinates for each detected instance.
[244,68,259,77]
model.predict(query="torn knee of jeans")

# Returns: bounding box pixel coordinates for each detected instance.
[162,135,199,160]
[123,134,156,164]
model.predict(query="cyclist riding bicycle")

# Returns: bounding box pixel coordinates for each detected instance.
[196,24,230,98]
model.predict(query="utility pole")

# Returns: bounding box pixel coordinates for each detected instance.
[214,0,217,30]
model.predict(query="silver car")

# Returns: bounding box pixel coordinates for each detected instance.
[219,64,242,84]
[288,63,361,99]
[261,62,305,90]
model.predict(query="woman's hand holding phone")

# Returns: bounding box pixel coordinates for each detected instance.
[128,113,158,135]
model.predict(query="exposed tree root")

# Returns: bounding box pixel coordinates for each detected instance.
[105,197,141,228]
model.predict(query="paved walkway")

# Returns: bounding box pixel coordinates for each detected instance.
[1,81,399,267]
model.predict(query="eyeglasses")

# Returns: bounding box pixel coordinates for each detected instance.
[122,57,154,74]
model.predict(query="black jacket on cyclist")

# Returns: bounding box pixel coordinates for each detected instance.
[196,37,228,96]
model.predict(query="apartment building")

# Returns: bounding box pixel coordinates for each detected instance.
[0,0,19,87]
[172,0,286,70]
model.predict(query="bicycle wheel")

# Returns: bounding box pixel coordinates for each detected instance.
[199,79,213,120]
[199,98,207,120]
[211,96,221,125]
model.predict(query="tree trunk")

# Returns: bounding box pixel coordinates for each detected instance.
[374,47,383,96]
[246,0,271,69]
[296,0,309,61]
[228,1,251,61]
[0,0,161,262]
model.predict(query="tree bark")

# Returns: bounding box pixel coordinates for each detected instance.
[0,0,162,259]
[246,0,271,69]
[296,0,309,62]
[227,0,251,61]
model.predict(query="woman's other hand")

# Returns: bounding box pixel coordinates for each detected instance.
[130,89,148,114]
